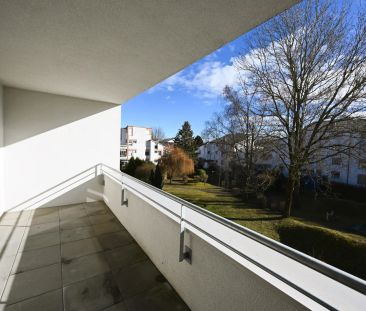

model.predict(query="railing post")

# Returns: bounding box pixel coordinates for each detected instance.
[121,175,128,206]
[179,204,192,264]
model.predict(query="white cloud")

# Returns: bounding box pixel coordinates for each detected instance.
[156,60,238,99]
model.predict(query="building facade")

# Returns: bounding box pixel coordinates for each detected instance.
[120,125,164,164]
[198,132,366,187]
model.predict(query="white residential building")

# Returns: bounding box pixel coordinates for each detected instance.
[0,2,363,311]
[198,142,227,169]
[120,125,164,164]
[199,130,366,187]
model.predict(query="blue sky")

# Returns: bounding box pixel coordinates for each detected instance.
[121,0,363,139]
[120,32,248,138]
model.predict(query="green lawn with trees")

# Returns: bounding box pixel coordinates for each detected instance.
[164,179,366,279]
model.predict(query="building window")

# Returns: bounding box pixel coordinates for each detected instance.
[357,174,366,185]
[359,160,366,169]
[332,157,341,165]
[145,151,150,156]
[331,171,340,179]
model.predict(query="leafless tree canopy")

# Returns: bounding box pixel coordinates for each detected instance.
[152,127,165,141]
[235,0,366,215]
[205,0,366,216]
[203,84,270,193]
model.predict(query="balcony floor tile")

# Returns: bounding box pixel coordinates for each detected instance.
[4,289,63,311]
[60,226,95,244]
[11,245,60,275]
[63,272,122,311]
[0,202,190,310]
[61,237,103,260]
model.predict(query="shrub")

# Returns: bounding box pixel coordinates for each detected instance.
[134,162,155,183]
[331,182,366,203]
[197,169,208,183]
[151,164,164,189]
[277,220,366,279]
[123,157,144,177]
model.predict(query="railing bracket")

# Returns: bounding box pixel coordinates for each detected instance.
[121,188,128,206]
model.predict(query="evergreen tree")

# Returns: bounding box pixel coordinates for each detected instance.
[174,121,196,158]
[194,135,204,148]
[123,157,136,176]
[153,164,164,189]
[149,169,155,185]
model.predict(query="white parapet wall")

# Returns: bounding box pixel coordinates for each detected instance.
[101,165,366,311]
[0,84,4,215]
[1,87,120,212]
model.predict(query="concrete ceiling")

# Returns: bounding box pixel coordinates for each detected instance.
[0,0,298,104]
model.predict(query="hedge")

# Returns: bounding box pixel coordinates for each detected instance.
[277,220,366,280]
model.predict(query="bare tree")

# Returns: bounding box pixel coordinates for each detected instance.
[152,127,165,141]
[203,84,268,194]
[235,0,366,216]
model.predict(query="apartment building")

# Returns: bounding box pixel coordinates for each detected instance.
[120,125,164,164]
[199,129,366,187]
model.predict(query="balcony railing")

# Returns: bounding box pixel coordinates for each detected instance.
[99,163,366,311]
[9,163,364,310]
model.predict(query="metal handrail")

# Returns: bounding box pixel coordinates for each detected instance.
[100,163,366,296]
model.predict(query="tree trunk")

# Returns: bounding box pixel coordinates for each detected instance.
[285,175,295,217]
[293,179,301,210]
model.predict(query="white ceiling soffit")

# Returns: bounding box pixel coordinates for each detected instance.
[0,0,298,104]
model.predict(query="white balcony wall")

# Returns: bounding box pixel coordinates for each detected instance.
[2,87,120,212]
[0,85,4,214]
[103,174,308,311]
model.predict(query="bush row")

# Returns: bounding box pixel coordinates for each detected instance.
[277,220,366,280]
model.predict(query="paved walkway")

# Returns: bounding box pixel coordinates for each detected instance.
[0,201,189,311]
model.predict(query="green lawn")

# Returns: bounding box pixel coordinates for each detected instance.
[163,180,365,242]
[164,179,366,279]
[164,180,287,240]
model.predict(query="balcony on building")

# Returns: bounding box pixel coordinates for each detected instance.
[0,1,365,311]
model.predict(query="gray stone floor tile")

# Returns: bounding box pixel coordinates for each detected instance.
[0,227,26,257]
[125,284,190,311]
[60,217,91,230]
[28,213,59,226]
[84,202,109,216]
[0,256,15,298]
[63,272,122,311]
[2,263,61,304]
[27,222,59,237]
[88,213,116,225]
[112,260,164,299]
[61,237,102,260]
[97,231,134,251]
[62,253,110,286]
[92,220,123,236]
[59,207,86,221]
[4,289,63,311]
[11,245,60,274]
[33,207,59,217]
[102,301,128,311]
[20,231,60,251]
[60,204,84,211]
[0,211,32,227]
[104,244,148,270]
[0,202,190,311]
[60,226,95,243]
